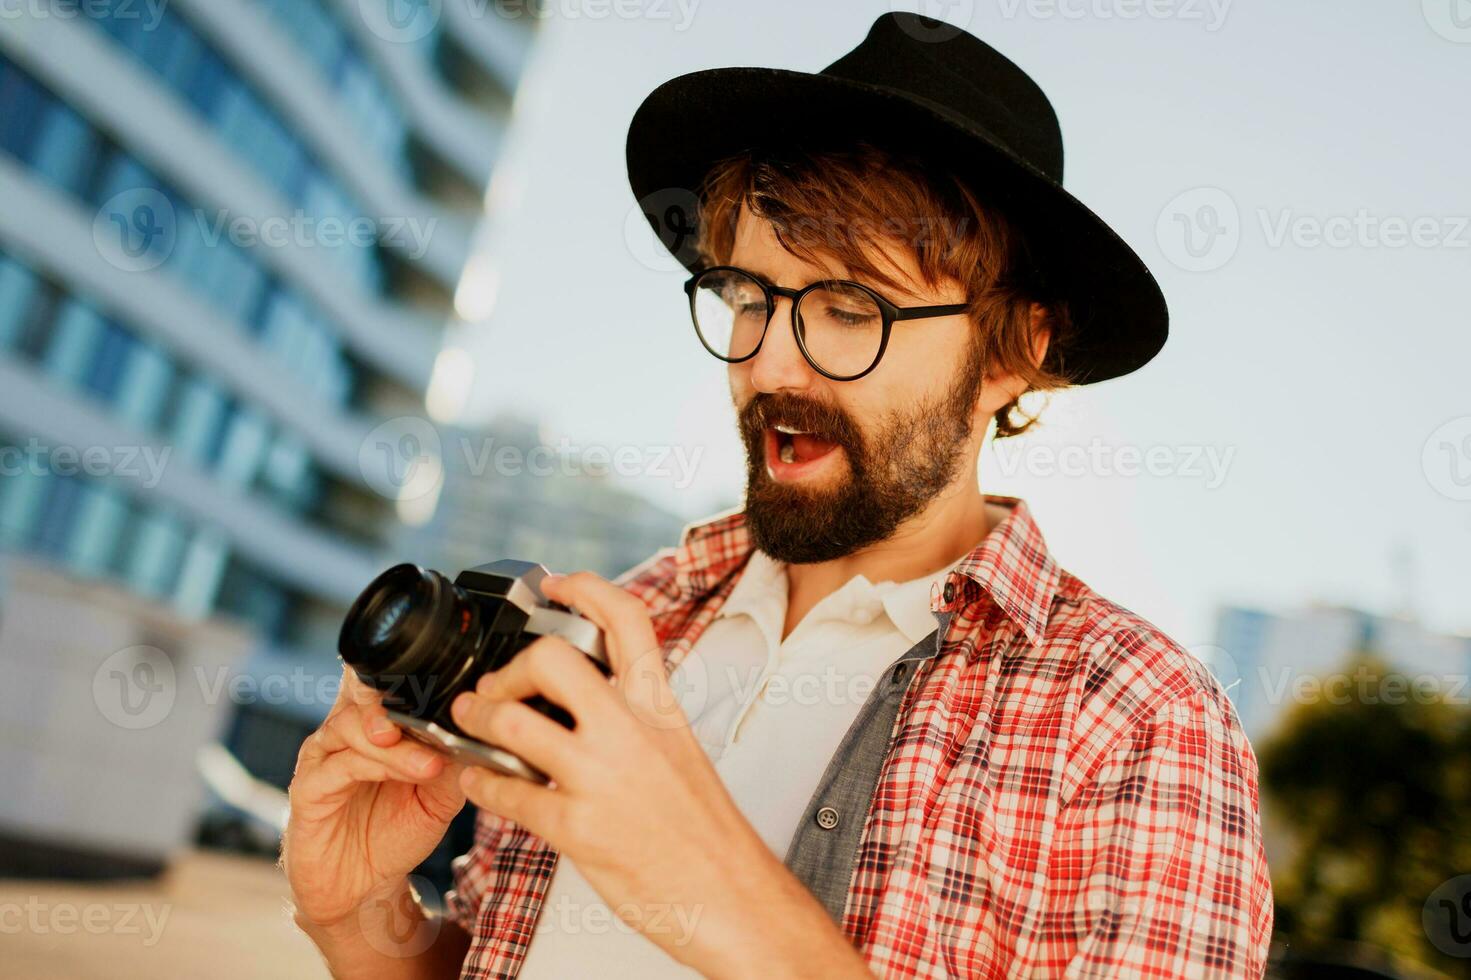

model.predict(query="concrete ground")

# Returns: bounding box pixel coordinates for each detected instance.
[0,849,326,979]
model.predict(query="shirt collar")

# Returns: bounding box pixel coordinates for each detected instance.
[936,496,1061,649]
[874,559,966,645]
[715,547,959,648]
[673,495,1060,649]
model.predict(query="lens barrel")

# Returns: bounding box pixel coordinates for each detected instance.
[338,563,493,730]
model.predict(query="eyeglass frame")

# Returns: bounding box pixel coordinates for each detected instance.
[682,265,971,382]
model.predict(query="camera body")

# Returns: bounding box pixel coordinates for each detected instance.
[337,559,607,783]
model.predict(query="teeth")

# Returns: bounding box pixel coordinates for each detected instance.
[774,424,808,435]
[779,442,797,464]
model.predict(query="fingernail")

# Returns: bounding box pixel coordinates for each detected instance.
[542,573,564,586]
[371,715,396,736]
[413,749,440,774]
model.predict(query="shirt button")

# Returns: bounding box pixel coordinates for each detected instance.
[942,580,956,603]
[815,806,840,830]
[892,662,909,684]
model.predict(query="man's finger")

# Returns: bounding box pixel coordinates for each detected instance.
[325,664,402,747]
[541,572,661,679]
[450,695,582,783]
[459,766,561,840]
[475,636,613,722]
[290,748,398,811]
[317,710,445,781]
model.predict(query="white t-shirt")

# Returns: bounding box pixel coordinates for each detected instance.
[513,548,959,979]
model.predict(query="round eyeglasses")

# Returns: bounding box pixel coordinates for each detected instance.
[683,266,970,382]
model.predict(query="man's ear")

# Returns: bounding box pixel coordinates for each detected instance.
[1028,302,1052,370]
[983,303,1053,403]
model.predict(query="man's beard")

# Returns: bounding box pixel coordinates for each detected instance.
[736,337,986,564]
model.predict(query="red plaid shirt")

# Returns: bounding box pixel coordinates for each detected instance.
[445,496,1274,977]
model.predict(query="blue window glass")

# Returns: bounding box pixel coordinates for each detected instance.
[27,102,101,197]
[184,48,229,118]
[216,558,291,639]
[90,152,159,209]
[124,508,187,598]
[83,320,135,402]
[10,273,61,361]
[167,201,207,285]
[164,377,227,463]
[0,469,48,549]
[0,59,46,159]
[216,407,271,488]
[106,496,143,579]
[173,527,231,618]
[114,340,174,430]
[203,401,238,469]
[155,13,204,90]
[261,434,314,510]
[0,254,41,350]
[212,242,268,325]
[42,298,105,387]
[65,483,129,576]
[33,473,83,558]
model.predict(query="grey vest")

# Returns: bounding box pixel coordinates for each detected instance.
[781,614,951,921]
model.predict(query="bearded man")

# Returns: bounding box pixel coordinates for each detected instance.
[283,13,1273,979]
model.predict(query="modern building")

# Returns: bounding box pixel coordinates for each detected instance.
[0,0,539,865]
[0,0,536,652]
[393,412,690,585]
[1211,603,1471,743]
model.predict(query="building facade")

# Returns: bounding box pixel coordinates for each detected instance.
[0,0,533,653]
[0,0,539,867]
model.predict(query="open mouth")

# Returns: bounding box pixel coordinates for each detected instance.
[764,423,841,480]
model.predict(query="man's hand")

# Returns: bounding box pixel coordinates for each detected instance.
[449,571,871,979]
[282,667,470,977]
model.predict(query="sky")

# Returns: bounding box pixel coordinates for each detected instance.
[443,0,1471,650]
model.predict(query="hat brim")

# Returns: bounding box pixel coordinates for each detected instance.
[626,67,1167,385]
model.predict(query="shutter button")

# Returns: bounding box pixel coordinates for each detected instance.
[815,806,840,830]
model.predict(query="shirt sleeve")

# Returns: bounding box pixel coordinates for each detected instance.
[1050,690,1275,978]
[442,807,520,932]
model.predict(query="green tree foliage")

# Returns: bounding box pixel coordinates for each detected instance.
[1257,653,1471,976]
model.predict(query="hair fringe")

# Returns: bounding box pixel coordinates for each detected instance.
[695,142,1076,439]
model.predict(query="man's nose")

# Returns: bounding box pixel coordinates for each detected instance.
[748,297,816,393]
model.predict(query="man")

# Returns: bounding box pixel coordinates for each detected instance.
[282,12,1273,978]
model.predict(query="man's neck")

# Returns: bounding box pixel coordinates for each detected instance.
[779,482,993,642]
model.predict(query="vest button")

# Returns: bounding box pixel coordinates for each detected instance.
[815,806,840,830]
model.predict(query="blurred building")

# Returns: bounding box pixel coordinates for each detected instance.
[394,413,689,582]
[0,0,533,648]
[0,1,538,867]
[1212,604,1471,742]
[0,557,252,876]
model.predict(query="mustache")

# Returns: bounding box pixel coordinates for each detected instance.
[737,392,860,447]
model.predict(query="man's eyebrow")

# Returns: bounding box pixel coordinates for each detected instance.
[736,266,851,288]
[736,266,779,287]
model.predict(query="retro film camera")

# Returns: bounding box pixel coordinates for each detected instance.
[337,560,608,783]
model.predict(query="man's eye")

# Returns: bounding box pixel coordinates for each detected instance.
[825,306,878,326]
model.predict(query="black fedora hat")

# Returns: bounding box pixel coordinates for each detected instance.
[625,11,1168,385]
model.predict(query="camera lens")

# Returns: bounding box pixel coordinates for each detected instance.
[338,564,491,729]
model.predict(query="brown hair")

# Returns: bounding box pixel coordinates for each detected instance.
[694,141,1074,438]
